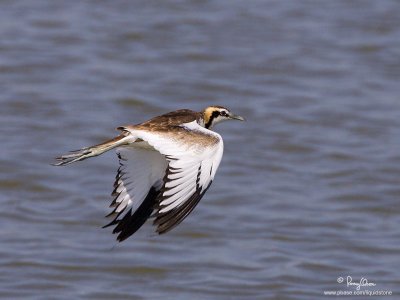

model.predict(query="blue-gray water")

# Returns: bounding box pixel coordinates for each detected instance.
[0,1,399,299]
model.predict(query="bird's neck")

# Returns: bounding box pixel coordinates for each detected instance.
[200,110,217,129]
[198,113,214,130]
[197,116,206,128]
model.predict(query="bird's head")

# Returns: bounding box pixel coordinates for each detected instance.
[202,106,245,129]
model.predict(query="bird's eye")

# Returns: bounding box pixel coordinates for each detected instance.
[220,111,227,117]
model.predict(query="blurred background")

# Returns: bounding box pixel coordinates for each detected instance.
[0,1,399,299]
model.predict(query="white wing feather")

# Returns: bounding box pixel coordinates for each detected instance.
[105,147,167,235]
[130,121,223,214]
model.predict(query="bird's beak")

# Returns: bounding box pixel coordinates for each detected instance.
[230,113,245,121]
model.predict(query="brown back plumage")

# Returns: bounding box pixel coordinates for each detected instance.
[138,109,201,130]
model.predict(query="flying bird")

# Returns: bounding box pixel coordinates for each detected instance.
[54,106,244,242]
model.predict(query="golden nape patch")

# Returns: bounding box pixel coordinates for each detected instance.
[203,106,224,125]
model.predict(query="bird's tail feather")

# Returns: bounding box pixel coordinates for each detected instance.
[53,135,132,166]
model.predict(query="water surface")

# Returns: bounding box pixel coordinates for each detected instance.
[0,1,399,299]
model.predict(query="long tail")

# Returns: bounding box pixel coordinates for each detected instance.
[53,135,132,166]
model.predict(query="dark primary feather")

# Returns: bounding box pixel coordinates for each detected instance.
[103,152,161,242]
[153,182,212,234]
[104,187,160,242]
[153,163,213,234]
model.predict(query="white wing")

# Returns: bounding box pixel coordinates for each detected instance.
[104,146,167,241]
[128,121,224,234]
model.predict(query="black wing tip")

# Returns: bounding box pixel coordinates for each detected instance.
[102,218,118,228]
[154,225,173,235]
[153,182,213,235]
[104,187,160,242]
